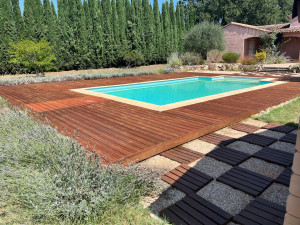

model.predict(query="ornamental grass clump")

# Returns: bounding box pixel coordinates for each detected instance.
[0,105,156,223]
[222,52,240,63]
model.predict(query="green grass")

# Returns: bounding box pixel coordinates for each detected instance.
[253,97,300,127]
[0,99,167,224]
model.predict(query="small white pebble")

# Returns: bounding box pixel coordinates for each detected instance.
[242,118,267,127]
[191,156,232,178]
[260,183,289,206]
[269,141,296,154]
[216,127,247,138]
[183,139,217,155]
[227,141,262,154]
[197,181,254,215]
[239,158,284,179]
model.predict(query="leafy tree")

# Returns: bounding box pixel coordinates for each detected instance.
[122,50,144,67]
[183,21,226,58]
[8,39,56,75]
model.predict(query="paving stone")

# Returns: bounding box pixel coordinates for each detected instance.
[253,147,294,167]
[230,123,260,133]
[161,164,213,194]
[216,166,273,197]
[161,146,204,164]
[160,193,232,225]
[233,197,286,225]
[239,134,277,147]
[275,167,292,186]
[263,123,296,133]
[199,133,236,146]
[280,133,297,144]
[206,146,250,166]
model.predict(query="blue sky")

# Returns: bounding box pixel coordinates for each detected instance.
[19,0,178,12]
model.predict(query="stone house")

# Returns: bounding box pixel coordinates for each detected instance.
[223,0,300,60]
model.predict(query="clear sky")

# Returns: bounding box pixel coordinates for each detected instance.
[19,0,178,12]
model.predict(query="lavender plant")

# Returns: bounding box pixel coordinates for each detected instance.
[0,103,156,223]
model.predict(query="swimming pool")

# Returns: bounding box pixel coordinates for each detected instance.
[71,76,279,111]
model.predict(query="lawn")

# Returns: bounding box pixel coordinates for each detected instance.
[0,98,167,225]
[253,97,300,127]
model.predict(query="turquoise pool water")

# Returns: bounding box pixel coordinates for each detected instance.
[87,76,272,106]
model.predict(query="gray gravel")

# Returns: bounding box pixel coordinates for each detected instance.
[143,187,186,216]
[190,156,232,178]
[197,181,254,215]
[291,129,298,135]
[183,139,218,155]
[227,141,262,154]
[269,141,296,154]
[239,158,285,179]
[254,129,286,139]
[260,183,289,206]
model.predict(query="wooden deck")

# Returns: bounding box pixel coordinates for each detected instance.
[1,72,300,163]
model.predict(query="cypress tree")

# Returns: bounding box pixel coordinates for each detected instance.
[112,0,121,61]
[11,0,25,39]
[117,0,127,49]
[162,1,171,60]
[153,0,162,63]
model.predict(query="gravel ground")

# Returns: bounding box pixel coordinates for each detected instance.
[239,158,285,179]
[183,139,217,154]
[227,141,262,154]
[254,129,285,139]
[139,155,180,191]
[291,129,299,135]
[190,157,232,178]
[215,127,247,138]
[197,181,254,215]
[269,141,296,153]
[143,187,186,216]
[242,118,267,127]
[260,183,289,206]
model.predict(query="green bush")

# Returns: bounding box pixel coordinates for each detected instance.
[180,52,203,65]
[222,52,240,63]
[206,50,223,63]
[241,57,257,65]
[183,21,226,58]
[0,105,156,223]
[255,51,267,61]
[122,50,144,67]
[264,54,287,64]
[167,52,182,67]
[8,39,56,76]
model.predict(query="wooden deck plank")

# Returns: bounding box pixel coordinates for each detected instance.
[1,72,300,163]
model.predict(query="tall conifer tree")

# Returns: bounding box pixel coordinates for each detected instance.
[11,0,25,39]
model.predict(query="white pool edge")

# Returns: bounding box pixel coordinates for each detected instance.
[70,76,286,111]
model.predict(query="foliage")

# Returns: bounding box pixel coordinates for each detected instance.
[122,51,145,67]
[182,0,293,26]
[206,50,223,63]
[8,39,56,75]
[167,52,182,67]
[222,52,240,63]
[0,104,157,223]
[0,70,158,86]
[183,21,226,58]
[180,52,203,65]
[241,57,257,65]
[255,51,267,62]
[264,54,287,64]
[253,97,300,127]
[0,0,190,74]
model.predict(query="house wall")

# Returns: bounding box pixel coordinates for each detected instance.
[223,24,262,57]
[280,36,300,60]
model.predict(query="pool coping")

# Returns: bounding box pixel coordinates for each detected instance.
[70,76,286,111]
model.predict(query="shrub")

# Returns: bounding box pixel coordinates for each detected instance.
[122,50,144,67]
[264,54,287,64]
[167,52,182,67]
[0,105,156,223]
[206,50,223,63]
[180,52,203,65]
[255,51,267,61]
[222,52,240,63]
[241,57,257,65]
[183,21,226,58]
[8,39,56,76]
